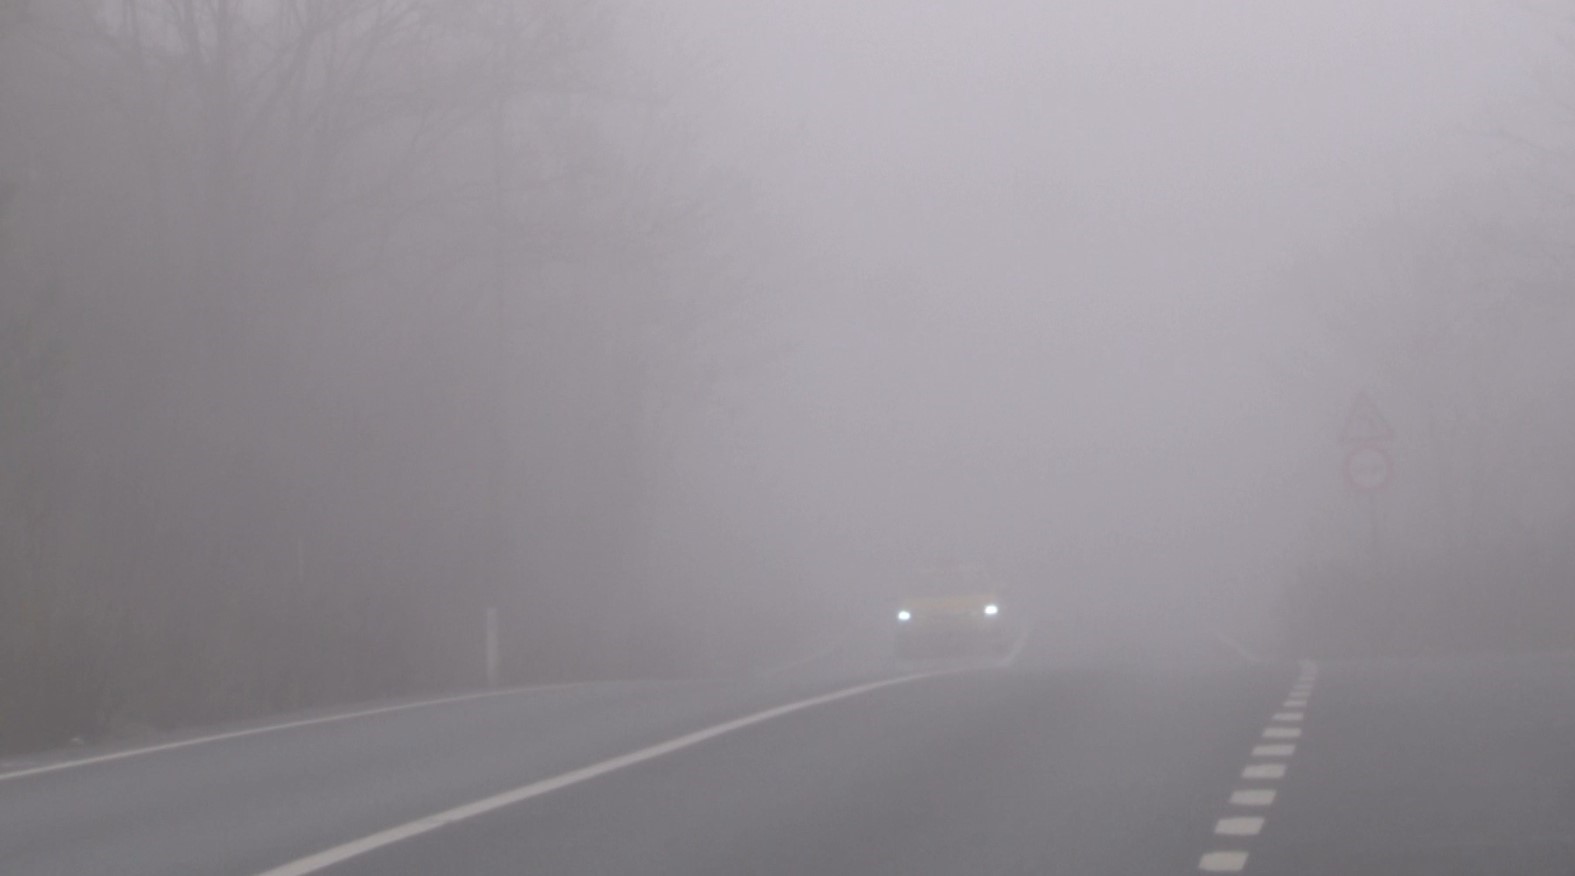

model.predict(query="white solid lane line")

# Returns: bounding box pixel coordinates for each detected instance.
[253,672,940,876]
[1242,763,1286,780]
[1262,726,1301,739]
[1215,816,1264,836]
[1200,850,1250,872]
[0,683,580,784]
[1252,743,1295,757]
[1271,711,1303,722]
[1230,789,1276,806]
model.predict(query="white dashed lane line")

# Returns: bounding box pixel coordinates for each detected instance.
[1242,763,1285,780]
[1215,817,1264,836]
[1196,661,1318,873]
[1200,850,1250,872]
[1229,789,1276,807]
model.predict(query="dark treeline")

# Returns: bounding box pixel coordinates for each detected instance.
[0,0,798,755]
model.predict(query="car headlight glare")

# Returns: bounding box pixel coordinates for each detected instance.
[896,609,912,622]
[983,603,999,616]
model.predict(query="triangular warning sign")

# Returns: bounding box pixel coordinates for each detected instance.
[1340,392,1394,444]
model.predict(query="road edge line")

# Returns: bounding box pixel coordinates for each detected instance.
[0,683,580,784]
[1212,633,1260,665]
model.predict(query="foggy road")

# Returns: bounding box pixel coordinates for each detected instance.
[8,641,1575,875]
[8,3,1575,874]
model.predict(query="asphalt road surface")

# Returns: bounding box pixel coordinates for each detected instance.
[6,634,1575,875]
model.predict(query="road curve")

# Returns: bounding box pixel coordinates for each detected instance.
[9,641,1575,875]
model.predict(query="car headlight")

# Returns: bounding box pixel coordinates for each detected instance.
[897,609,912,622]
[983,603,999,616]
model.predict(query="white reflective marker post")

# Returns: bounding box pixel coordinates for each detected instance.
[485,607,500,688]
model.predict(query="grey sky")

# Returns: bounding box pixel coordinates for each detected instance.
[647,0,1559,616]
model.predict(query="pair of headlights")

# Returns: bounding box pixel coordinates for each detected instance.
[896,604,998,622]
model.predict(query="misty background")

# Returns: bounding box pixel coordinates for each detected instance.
[3,0,1574,755]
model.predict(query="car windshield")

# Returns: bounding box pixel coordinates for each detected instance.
[4,2,1574,874]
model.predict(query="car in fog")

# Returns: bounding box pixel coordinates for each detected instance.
[895,592,1012,659]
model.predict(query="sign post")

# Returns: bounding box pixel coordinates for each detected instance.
[1339,392,1395,573]
[1340,392,1395,493]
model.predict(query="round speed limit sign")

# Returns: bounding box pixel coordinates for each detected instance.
[1344,444,1392,493]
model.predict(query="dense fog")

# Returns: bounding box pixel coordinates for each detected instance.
[3,0,1574,754]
